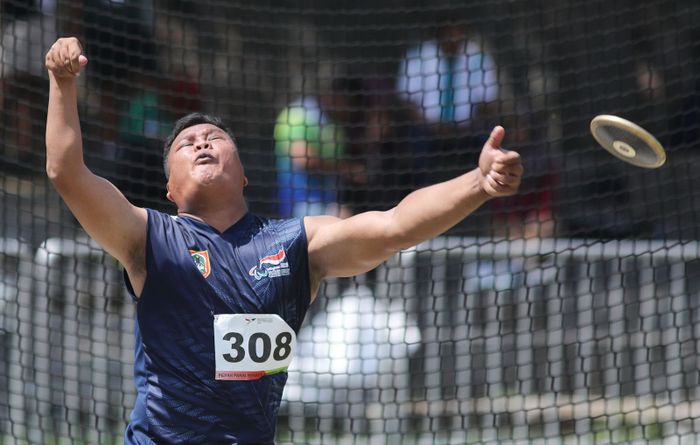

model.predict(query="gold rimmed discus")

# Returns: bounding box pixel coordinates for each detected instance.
[590,115,666,169]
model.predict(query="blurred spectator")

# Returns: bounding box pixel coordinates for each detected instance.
[349,78,432,213]
[396,22,505,184]
[622,42,668,138]
[273,78,366,219]
[70,0,198,212]
[112,35,201,211]
[396,23,501,134]
[153,9,201,117]
[113,62,172,210]
[0,0,56,173]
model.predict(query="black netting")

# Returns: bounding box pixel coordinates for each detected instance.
[1,0,700,443]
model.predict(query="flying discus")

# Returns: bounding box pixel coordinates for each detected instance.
[590,115,666,169]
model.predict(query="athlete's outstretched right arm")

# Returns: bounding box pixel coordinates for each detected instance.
[45,37,147,292]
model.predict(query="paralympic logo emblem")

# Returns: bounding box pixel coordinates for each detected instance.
[249,249,290,280]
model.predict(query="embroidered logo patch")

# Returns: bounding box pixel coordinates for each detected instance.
[190,250,211,278]
[248,249,290,280]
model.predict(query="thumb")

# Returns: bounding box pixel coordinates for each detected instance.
[485,126,505,150]
[78,55,88,66]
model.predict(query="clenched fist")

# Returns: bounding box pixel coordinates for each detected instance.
[45,37,88,79]
[478,126,523,197]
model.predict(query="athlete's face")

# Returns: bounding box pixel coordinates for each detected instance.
[165,123,247,206]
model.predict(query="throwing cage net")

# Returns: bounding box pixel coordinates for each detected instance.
[1,0,700,443]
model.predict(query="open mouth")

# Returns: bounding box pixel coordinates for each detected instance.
[195,153,216,164]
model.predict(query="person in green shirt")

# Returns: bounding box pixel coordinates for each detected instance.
[274,79,365,218]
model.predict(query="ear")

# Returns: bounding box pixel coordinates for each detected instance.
[166,183,175,203]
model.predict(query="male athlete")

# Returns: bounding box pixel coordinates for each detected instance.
[45,37,523,444]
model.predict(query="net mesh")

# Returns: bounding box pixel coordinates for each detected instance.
[1,0,700,443]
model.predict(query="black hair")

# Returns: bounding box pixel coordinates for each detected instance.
[162,112,237,179]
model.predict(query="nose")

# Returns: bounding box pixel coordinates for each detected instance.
[195,140,211,150]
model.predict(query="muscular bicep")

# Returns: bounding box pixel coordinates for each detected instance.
[305,211,402,281]
[51,165,147,269]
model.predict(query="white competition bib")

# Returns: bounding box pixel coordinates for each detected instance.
[213,314,297,380]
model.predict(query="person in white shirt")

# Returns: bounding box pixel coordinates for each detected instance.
[396,23,499,127]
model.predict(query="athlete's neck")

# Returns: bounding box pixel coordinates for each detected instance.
[178,204,249,233]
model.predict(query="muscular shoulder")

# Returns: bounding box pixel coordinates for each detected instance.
[303,215,341,246]
[303,215,341,283]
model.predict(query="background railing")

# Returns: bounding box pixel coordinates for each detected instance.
[4,236,699,443]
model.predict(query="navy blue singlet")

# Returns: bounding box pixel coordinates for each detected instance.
[124,210,311,445]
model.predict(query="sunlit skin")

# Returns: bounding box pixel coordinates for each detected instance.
[166,124,249,232]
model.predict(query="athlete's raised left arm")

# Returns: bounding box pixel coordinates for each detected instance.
[305,126,523,296]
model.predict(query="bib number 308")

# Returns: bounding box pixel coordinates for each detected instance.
[213,314,297,381]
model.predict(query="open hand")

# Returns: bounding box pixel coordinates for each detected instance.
[45,37,88,79]
[478,126,523,197]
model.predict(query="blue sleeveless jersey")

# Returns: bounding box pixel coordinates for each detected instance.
[124,210,311,444]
